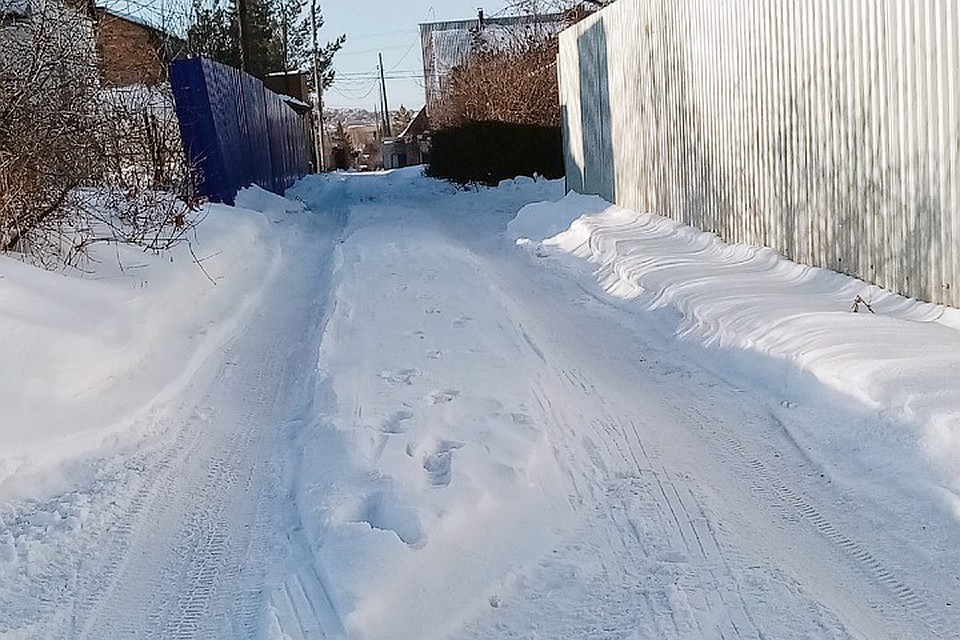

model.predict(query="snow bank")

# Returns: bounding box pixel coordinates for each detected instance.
[511,195,960,511]
[506,191,604,245]
[235,183,306,217]
[0,192,287,498]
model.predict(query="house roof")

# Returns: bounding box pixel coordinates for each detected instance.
[419,12,566,33]
[419,11,567,107]
[95,5,188,59]
[397,108,428,139]
[96,5,157,31]
[280,95,311,114]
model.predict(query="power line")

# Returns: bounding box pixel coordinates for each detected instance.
[335,73,423,79]
[387,35,420,72]
[334,69,422,77]
[340,28,419,41]
[337,43,420,57]
[330,82,379,101]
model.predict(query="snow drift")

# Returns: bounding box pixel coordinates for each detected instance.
[511,193,960,516]
[0,191,284,498]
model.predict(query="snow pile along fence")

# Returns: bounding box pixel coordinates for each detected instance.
[558,0,960,307]
[169,57,309,205]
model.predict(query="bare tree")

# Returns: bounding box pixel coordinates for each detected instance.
[430,33,560,129]
[1,0,197,266]
[0,0,102,257]
[504,0,610,16]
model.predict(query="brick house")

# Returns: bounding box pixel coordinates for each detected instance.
[95,8,187,87]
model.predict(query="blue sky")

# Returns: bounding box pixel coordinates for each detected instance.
[321,1,513,110]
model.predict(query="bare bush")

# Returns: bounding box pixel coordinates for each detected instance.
[1,1,196,266]
[0,0,102,255]
[430,37,560,129]
[88,84,196,258]
[98,85,187,192]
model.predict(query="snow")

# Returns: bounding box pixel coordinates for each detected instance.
[0,197,277,499]
[1,168,959,639]
[511,194,960,519]
[286,172,572,638]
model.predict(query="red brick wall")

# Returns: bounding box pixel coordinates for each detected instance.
[96,10,166,87]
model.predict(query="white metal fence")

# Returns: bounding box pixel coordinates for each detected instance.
[558,0,960,306]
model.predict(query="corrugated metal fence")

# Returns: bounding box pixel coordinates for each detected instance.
[170,57,309,205]
[559,0,960,306]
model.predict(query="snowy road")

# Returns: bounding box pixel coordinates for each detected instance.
[2,170,959,639]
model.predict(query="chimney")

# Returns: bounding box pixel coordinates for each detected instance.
[478,8,484,28]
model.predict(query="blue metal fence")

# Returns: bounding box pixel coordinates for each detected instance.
[170,58,310,205]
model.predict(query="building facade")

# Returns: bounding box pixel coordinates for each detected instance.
[95,8,187,87]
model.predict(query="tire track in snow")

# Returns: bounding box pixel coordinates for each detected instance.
[267,419,346,640]
[72,408,222,640]
[76,373,275,640]
[69,205,343,639]
[269,551,345,639]
[528,198,960,635]
[681,402,958,639]
[529,365,764,639]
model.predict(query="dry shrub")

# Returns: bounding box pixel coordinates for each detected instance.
[97,85,189,194]
[0,0,102,255]
[430,37,560,129]
[0,2,195,266]
[427,29,563,185]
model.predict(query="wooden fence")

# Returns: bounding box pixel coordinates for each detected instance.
[558,0,960,306]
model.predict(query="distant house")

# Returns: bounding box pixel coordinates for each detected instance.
[346,124,382,170]
[264,70,310,104]
[94,7,187,87]
[383,108,430,170]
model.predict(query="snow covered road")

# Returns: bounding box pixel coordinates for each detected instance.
[2,169,960,639]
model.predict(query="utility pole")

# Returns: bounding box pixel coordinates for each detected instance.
[237,0,248,72]
[379,52,392,138]
[311,0,326,171]
[280,1,289,71]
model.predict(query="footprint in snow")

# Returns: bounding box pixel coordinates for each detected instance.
[381,409,414,434]
[379,368,421,386]
[422,440,464,487]
[430,389,460,404]
[352,490,425,547]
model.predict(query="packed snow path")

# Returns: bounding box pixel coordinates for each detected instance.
[2,170,959,639]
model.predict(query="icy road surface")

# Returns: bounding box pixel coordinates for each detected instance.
[2,169,959,639]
